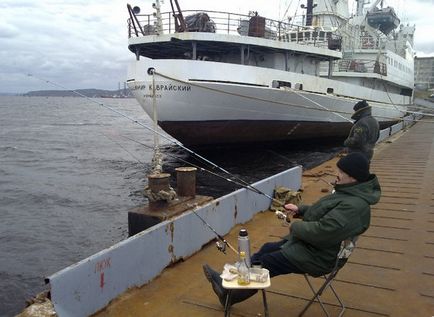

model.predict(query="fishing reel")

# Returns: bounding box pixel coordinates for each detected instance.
[216,240,227,254]
[275,210,291,226]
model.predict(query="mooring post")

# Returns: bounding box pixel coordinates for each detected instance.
[148,172,171,210]
[175,167,197,197]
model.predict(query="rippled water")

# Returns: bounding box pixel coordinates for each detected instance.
[0,96,342,316]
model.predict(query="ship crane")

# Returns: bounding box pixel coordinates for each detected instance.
[169,0,187,32]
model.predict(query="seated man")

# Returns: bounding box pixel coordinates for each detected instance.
[203,152,381,306]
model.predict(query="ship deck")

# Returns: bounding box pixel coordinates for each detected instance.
[94,119,434,317]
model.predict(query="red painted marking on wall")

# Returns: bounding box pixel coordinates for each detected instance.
[94,257,111,273]
[100,272,105,289]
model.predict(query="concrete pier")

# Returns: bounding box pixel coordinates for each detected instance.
[94,119,434,317]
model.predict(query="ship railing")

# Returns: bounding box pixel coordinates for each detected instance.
[324,58,387,76]
[127,9,341,50]
[358,35,383,50]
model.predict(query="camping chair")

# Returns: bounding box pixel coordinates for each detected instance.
[299,236,358,317]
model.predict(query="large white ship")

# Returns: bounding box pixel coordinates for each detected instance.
[126,0,415,145]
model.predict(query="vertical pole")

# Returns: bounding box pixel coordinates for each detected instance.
[192,41,197,60]
[328,57,333,78]
[152,73,162,173]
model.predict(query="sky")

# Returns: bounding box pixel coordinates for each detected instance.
[0,0,433,94]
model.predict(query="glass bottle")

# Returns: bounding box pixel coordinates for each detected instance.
[237,251,250,285]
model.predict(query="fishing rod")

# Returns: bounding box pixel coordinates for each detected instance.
[123,132,293,251]
[28,74,309,245]
[190,208,238,255]
[27,74,286,206]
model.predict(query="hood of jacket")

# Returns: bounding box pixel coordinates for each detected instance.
[334,174,381,205]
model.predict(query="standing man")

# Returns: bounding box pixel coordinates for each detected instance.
[344,100,380,161]
[203,152,381,307]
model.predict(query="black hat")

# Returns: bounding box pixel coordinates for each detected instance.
[337,152,370,182]
[353,100,369,111]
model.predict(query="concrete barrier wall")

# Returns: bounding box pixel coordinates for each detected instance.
[378,113,420,143]
[48,166,302,317]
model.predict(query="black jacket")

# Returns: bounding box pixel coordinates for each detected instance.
[344,107,380,160]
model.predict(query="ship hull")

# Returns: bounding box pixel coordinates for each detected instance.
[128,58,405,145]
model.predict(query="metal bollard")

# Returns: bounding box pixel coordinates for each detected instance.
[147,173,171,210]
[175,167,197,197]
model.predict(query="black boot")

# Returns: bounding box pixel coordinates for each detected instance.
[203,264,227,306]
[203,264,258,307]
[227,288,258,305]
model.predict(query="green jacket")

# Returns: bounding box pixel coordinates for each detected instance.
[280,175,381,277]
[344,107,380,160]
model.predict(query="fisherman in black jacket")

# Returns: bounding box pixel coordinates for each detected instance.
[344,100,380,161]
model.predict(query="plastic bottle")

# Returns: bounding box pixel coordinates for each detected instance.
[238,228,251,267]
[237,251,250,285]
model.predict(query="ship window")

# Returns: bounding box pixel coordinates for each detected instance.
[400,88,412,96]
[295,83,303,90]
[327,88,334,94]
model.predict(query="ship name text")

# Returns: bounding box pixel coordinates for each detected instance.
[131,84,191,92]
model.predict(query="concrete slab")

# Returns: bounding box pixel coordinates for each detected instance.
[93,118,434,317]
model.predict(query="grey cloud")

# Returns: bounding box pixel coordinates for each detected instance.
[0,21,19,38]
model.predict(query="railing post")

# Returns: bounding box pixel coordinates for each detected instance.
[278,21,281,39]
[228,13,230,34]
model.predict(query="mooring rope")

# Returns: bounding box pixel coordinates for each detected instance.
[153,70,410,122]
[151,72,163,173]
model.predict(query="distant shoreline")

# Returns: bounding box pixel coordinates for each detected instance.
[21,88,133,98]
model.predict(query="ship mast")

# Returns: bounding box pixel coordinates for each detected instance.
[153,0,164,34]
[301,0,317,26]
[356,0,365,16]
[169,0,187,32]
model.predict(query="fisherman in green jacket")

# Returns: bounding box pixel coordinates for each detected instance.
[203,152,381,306]
[344,100,380,161]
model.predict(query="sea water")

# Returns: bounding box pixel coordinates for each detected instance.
[0,96,342,316]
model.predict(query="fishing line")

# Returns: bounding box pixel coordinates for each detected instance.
[100,132,144,164]
[119,134,285,200]
[121,133,292,248]
[27,74,284,206]
[27,73,233,175]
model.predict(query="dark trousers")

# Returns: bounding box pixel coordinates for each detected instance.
[251,239,304,277]
[227,239,304,305]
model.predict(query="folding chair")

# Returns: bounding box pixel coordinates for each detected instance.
[299,236,358,317]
